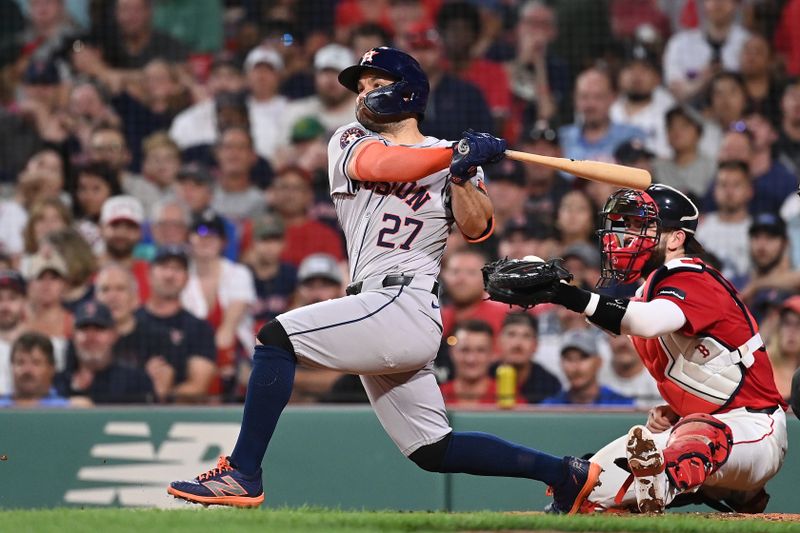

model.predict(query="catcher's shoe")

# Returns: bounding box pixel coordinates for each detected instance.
[545,456,603,514]
[167,455,264,507]
[626,425,667,513]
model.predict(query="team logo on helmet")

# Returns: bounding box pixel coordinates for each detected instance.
[340,126,367,148]
[360,49,379,64]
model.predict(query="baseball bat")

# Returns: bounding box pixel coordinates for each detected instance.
[504,149,652,190]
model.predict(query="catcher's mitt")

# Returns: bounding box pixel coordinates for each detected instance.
[482,258,573,308]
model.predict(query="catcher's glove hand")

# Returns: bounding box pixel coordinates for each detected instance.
[482,257,573,308]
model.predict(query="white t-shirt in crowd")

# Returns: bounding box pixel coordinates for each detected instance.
[695,213,752,282]
[0,200,28,256]
[169,99,217,150]
[663,25,750,85]
[599,365,662,408]
[610,86,675,158]
[249,95,288,161]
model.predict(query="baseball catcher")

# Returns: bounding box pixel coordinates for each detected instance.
[485,184,788,513]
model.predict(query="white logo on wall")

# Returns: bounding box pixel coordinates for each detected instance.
[64,422,239,508]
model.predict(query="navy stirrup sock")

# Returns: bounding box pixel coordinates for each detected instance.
[439,431,568,487]
[230,345,296,476]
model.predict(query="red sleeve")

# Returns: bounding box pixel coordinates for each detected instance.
[651,272,722,335]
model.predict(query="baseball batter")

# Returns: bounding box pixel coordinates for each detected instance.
[486,184,788,513]
[168,47,601,513]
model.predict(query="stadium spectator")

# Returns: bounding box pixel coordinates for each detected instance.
[695,161,753,287]
[280,44,356,147]
[20,198,71,270]
[94,263,173,402]
[87,124,160,209]
[708,114,797,216]
[436,1,512,133]
[247,213,297,329]
[0,332,72,408]
[555,189,597,250]
[652,105,716,196]
[269,165,345,267]
[740,33,785,127]
[58,300,154,404]
[610,44,675,158]
[43,227,97,312]
[182,210,256,397]
[608,0,671,43]
[71,162,122,253]
[244,46,288,162]
[440,319,501,406]
[497,216,559,263]
[0,195,28,263]
[99,195,150,302]
[441,249,509,339]
[776,79,800,176]
[495,312,561,404]
[406,22,494,140]
[61,81,122,151]
[272,117,329,177]
[517,121,571,223]
[0,270,27,396]
[541,329,634,406]
[699,71,749,155]
[505,0,571,137]
[349,22,391,58]
[137,245,216,402]
[741,213,799,313]
[18,58,65,143]
[174,163,240,261]
[598,333,661,408]
[562,243,602,290]
[148,198,190,249]
[613,139,656,173]
[168,55,246,153]
[211,126,264,222]
[14,148,67,211]
[290,253,347,403]
[773,0,800,76]
[485,159,527,237]
[21,0,82,62]
[22,250,71,371]
[559,68,645,170]
[769,296,800,401]
[663,0,749,102]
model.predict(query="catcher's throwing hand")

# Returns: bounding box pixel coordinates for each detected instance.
[450,129,507,185]
[482,257,573,308]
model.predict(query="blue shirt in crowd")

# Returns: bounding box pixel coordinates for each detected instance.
[0,388,71,408]
[540,386,635,406]
[558,122,645,179]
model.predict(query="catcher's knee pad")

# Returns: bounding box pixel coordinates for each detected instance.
[408,433,453,472]
[664,413,734,490]
[256,319,295,357]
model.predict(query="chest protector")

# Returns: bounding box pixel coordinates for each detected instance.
[635,258,762,415]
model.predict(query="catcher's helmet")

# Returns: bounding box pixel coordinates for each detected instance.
[338,47,429,119]
[597,184,699,287]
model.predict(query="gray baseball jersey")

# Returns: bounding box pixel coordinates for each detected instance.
[277,122,488,456]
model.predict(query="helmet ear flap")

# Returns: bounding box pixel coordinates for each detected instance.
[363,80,421,117]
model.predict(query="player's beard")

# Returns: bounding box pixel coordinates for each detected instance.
[356,101,408,134]
[640,242,666,279]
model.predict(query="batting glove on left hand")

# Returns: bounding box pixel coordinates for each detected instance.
[450,129,507,185]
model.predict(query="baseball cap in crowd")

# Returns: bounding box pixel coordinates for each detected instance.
[521,119,559,145]
[314,44,355,72]
[152,245,189,268]
[749,213,787,238]
[563,243,601,270]
[613,139,654,165]
[74,300,114,329]
[0,270,26,294]
[485,158,525,187]
[192,209,227,238]
[25,251,68,280]
[781,296,800,316]
[624,43,660,71]
[560,329,599,358]
[244,46,283,72]
[665,105,704,134]
[405,22,440,49]
[176,163,214,185]
[298,254,343,285]
[291,117,326,144]
[253,213,285,240]
[100,195,144,226]
[23,58,60,85]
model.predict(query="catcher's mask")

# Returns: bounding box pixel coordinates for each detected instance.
[597,184,700,288]
[596,188,661,288]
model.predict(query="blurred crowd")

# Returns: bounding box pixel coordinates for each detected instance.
[0,0,799,410]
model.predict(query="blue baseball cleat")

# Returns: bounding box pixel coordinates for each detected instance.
[545,456,603,514]
[167,455,265,507]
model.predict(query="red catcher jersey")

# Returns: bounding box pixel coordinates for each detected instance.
[630,257,786,416]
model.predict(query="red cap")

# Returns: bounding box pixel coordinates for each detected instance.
[782,296,800,316]
[405,22,440,49]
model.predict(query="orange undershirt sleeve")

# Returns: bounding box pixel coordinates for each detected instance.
[351,141,453,183]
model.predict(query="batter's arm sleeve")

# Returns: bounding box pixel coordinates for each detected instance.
[348,141,453,183]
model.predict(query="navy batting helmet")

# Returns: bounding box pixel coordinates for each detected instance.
[338,47,429,119]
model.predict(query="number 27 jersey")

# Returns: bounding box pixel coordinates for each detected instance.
[327,122,484,283]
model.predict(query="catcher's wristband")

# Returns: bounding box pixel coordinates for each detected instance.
[553,283,591,313]
[585,293,630,335]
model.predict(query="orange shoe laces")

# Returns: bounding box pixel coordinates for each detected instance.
[197,456,234,482]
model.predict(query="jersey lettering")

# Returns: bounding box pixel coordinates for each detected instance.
[361,181,432,212]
